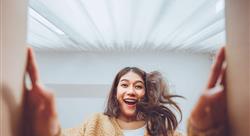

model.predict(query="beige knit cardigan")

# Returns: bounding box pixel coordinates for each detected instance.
[61,113,184,136]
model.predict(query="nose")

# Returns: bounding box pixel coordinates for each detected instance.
[126,85,136,96]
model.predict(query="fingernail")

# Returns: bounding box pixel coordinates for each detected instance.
[205,85,224,96]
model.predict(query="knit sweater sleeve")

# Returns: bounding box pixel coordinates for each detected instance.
[59,120,88,136]
[58,114,95,136]
[59,113,117,136]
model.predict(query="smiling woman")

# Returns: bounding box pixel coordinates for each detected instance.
[23,47,229,136]
[59,67,183,136]
[103,67,182,136]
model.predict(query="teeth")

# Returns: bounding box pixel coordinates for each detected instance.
[124,99,137,103]
[125,99,136,102]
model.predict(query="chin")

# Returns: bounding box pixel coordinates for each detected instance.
[123,111,137,117]
[119,103,138,118]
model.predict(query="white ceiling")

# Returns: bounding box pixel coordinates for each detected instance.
[27,0,225,53]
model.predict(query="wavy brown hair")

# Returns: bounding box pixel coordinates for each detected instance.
[104,67,182,136]
[137,71,183,136]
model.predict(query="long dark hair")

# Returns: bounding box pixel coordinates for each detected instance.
[137,71,183,136]
[104,67,182,136]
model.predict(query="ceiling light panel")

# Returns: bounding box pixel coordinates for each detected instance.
[28,0,226,53]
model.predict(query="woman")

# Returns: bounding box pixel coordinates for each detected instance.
[23,47,228,136]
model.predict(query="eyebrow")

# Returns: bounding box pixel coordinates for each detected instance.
[120,79,144,84]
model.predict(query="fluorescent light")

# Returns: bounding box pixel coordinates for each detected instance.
[28,7,65,35]
[216,0,224,13]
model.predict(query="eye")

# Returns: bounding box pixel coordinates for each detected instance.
[135,85,143,89]
[121,83,128,88]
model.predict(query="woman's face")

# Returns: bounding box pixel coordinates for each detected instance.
[116,71,145,118]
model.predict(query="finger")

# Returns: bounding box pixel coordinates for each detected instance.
[42,88,57,114]
[44,93,57,116]
[213,62,227,87]
[204,85,224,97]
[32,84,52,102]
[207,47,225,88]
[26,47,40,86]
[32,84,57,114]
[29,87,56,115]
[219,62,227,85]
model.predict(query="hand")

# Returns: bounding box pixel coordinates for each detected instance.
[189,47,227,130]
[22,48,60,136]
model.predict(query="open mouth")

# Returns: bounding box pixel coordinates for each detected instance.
[123,98,138,106]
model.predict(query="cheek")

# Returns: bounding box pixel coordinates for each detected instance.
[116,87,124,100]
[137,89,145,98]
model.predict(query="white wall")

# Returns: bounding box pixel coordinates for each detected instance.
[35,50,212,132]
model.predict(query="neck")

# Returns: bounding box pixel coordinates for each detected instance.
[116,114,145,130]
[117,114,137,122]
